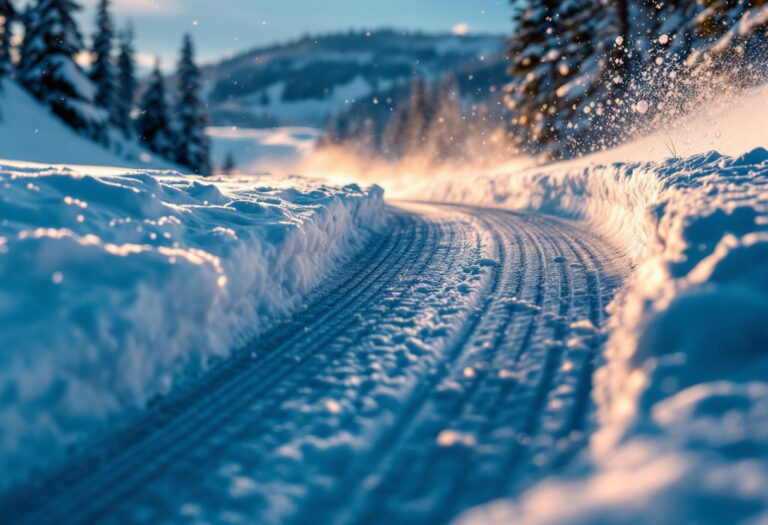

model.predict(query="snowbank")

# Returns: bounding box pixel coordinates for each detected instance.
[423,149,768,524]
[0,163,385,484]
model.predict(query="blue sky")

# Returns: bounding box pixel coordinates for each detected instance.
[75,0,512,66]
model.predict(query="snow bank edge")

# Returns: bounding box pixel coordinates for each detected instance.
[422,149,768,524]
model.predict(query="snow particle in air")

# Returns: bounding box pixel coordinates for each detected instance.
[325,399,342,414]
[437,430,477,447]
[659,34,670,45]
[635,100,650,114]
[52,272,64,284]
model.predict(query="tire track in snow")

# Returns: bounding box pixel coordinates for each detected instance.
[105,214,460,523]
[327,207,626,525]
[332,209,560,525]
[0,204,627,525]
[1,209,436,525]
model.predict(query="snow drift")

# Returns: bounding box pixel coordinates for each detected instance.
[0,163,385,484]
[420,149,768,523]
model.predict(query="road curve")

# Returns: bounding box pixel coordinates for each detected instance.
[1,203,628,525]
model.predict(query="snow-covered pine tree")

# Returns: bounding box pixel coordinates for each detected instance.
[613,0,630,74]
[506,0,624,157]
[505,0,560,154]
[611,0,700,129]
[0,0,16,79]
[346,115,377,157]
[429,75,466,163]
[115,24,137,137]
[90,0,115,117]
[320,111,348,146]
[174,34,210,176]
[19,0,108,141]
[628,0,695,72]
[137,61,173,157]
[380,97,409,159]
[550,0,621,155]
[686,0,768,77]
[402,75,433,156]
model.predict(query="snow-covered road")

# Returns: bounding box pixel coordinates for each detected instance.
[2,204,627,525]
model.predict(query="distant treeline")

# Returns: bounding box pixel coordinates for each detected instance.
[323,0,768,161]
[322,74,510,166]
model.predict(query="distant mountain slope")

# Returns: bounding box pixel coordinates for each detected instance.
[202,30,507,128]
[0,81,173,169]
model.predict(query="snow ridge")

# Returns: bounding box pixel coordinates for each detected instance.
[421,149,768,523]
[0,165,385,485]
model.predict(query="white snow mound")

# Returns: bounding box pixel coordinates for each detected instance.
[0,163,385,484]
[426,148,768,524]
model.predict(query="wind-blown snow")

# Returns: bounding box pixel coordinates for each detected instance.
[420,149,768,524]
[569,79,768,165]
[0,163,385,485]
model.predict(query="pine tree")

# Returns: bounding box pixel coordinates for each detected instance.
[173,34,210,176]
[115,24,136,137]
[430,75,466,162]
[403,75,433,155]
[506,0,623,157]
[90,0,114,116]
[381,96,409,159]
[610,0,700,130]
[344,114,377,157]
[686,0,768,76]
[551,0,621,155]
[321,112,347,145]
[628,0,695,71]
[221,152,236,175]
[505,0,560,153]
[137,60,173,156]
[0,0,16,79]
[19,0,108,140]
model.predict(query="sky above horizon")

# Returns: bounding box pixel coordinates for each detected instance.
[73,0,512,67]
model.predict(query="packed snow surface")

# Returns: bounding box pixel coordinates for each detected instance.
[0,162,385,484]
[422,149,768,524]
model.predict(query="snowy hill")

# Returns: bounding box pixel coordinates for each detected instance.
[0,81,173,169]
[201,30,506,128]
